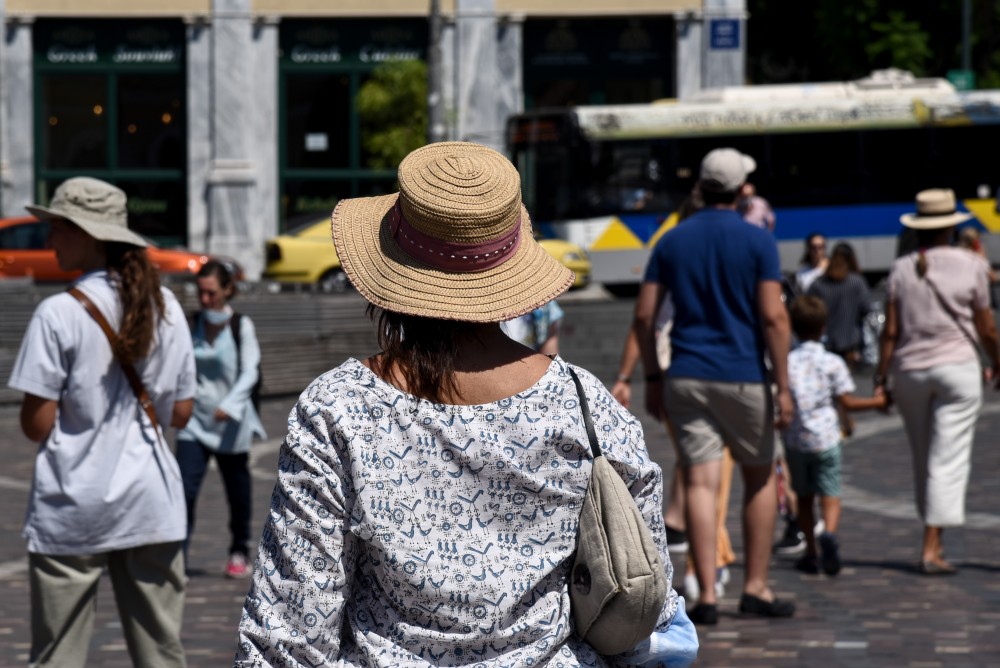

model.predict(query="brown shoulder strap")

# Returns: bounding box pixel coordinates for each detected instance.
[67,287,160,433]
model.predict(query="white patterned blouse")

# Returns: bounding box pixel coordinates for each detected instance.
[235,356,677,667]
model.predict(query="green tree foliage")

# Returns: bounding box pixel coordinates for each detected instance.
[748,0,1000,87]
[356,59,428,170]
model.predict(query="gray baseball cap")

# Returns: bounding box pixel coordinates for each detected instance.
[699,148,757,193]
[26,177,147,247]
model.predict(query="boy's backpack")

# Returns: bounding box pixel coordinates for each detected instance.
[230,312,263,413]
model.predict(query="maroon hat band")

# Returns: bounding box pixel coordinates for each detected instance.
[389,201,522,273]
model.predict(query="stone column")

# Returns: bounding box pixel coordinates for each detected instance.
[251,16,279,244]
[440,17,456,142]
[1,14,34,216]
[702,0,746,90]
[495,13,523,136]
[455,0,502,150]
[207,0,260,278]
[674,11,702,100]
[185,15,211,252]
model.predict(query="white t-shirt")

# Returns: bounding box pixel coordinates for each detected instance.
[8,270,196,555]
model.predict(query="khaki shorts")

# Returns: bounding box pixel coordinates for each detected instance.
[664,377,776,467]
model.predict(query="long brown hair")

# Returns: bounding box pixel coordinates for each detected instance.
[368,304,482,402]
[106,242,165,365]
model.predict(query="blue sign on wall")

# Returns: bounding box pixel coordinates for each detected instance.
[709,19,740,50]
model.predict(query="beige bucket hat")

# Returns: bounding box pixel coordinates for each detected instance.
[26,177,147,247]
[331,142,573,322]
[899,188,973,230]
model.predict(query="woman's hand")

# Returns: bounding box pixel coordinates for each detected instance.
[214,407,231,422]
[611,379,632,408]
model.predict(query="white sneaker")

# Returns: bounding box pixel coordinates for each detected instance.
[814,520,826,537]
[683,572,700,601]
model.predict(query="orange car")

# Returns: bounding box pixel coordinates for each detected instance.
[0,216,240,282]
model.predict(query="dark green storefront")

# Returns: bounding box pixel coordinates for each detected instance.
[33,20,187,245]
[278,19,427,230]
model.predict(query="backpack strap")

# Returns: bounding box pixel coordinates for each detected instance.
[230,312,243,378]
[67,287,160,434]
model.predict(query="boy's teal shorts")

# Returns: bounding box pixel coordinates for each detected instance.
[786,444,842,497]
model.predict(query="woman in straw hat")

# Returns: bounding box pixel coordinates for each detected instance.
[874,188,1000,576]
[235,142,696,667]
[9,177,195,666]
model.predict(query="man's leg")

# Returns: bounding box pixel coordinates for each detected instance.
[740,462,779,599]
[29,552,106,668]
[107,542,187,668]
[683,458,722,605]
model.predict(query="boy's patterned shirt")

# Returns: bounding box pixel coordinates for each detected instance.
[785,341,856,453]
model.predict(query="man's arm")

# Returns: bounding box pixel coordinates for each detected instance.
[758,280,793,428]
[21,394,57,442]
[636,281,667,418]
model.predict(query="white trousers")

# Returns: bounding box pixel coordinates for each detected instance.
[892,361,982,527]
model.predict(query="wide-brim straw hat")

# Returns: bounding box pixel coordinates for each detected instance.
[900,188,972,230]
[26,176,146,247]
[332,141,573,322]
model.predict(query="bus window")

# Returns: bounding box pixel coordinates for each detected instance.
[861,127,932,202]
[765,132,863,207]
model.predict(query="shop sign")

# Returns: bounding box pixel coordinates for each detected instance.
[281,20,426,67]
[709,19,740,50]
[36,21,184,68]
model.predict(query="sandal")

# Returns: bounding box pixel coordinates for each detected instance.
[918,560,958,576]
[738,593,795,618]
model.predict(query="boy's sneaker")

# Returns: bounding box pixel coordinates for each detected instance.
[665,523,689,554]
[225,552,251,579]
[818,532,842,576]
[773,521,806,556]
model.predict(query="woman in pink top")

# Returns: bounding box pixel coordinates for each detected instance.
[874,189,1000,576]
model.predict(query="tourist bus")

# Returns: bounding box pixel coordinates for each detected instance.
[505,71,1000,293]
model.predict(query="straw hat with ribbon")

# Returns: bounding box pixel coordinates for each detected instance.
[331,142,573,322]
[899,188,973,230]
[26,177,147,247]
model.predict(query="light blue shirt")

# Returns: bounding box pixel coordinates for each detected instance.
[178,312,265,453]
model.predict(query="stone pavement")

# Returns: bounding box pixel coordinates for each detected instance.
[1,378,999,666]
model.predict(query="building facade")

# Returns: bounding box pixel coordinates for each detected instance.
[0,0,746,277]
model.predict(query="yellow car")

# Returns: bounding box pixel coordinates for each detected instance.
[537,237,591,289]
[264,216,591,291]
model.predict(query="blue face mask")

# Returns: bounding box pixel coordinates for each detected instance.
[203,308,231,325]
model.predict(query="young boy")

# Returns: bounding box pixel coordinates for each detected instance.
[784,296,887,575]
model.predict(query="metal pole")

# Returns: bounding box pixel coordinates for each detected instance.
[961,0,971,72]
[427,0,446,143]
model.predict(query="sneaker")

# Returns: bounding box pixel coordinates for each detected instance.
[665,523,689,554]
[715,566,730,597]
[813,519,826,537]
[738,593,795,618]
[225,553,251,579]
[794,554,819,574]
[688,602,719,625]
[683,572,700,601]
[818,532,842,576]
[773,521,806,556]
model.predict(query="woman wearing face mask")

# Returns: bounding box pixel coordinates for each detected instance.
[177,260,265,578]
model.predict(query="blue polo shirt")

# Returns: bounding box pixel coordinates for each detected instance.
[644,207,782,382]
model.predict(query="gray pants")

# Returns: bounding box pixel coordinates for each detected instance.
[29,542,187,668]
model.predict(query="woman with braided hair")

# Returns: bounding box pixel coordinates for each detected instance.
[9,177,195,667]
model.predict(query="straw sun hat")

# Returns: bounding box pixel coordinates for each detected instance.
[899,188,973,230]
[26,177,147,247]
[331,142,573,322]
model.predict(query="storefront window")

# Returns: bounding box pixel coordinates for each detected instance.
[34,20,187,244]
[41,75,108,169]
[285,74,350,170]
[117,74,185,169]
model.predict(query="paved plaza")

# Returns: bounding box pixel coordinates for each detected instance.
[1,372,999,666]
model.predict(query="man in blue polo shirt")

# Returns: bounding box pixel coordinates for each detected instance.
[636,148,794,625]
